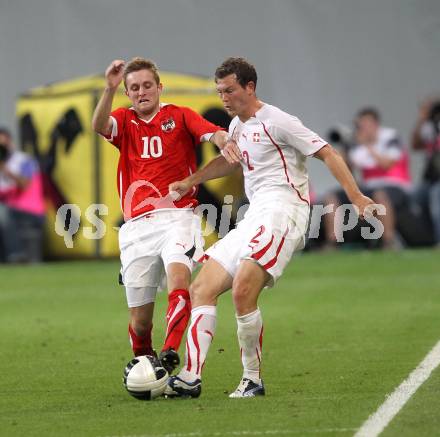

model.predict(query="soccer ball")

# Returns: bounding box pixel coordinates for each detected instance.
[123,355,169,400]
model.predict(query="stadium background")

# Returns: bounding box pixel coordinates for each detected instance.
[1,0,440,193]
[2,0,439,256]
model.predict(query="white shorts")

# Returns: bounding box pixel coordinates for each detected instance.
[119,209,204,306]
[206,202,309,286]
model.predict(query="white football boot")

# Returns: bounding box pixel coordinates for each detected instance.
[229,378,265,398]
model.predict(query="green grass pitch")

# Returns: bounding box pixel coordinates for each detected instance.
[1,249,439,437]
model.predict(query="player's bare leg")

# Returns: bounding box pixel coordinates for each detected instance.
[160,262,192,373]
[166,259,232,397]
[129,303,155,356]
[229,259,269,398]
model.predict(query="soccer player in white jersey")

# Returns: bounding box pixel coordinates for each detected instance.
[165,57,375,398]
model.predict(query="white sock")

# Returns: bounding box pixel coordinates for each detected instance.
[179,305,216,381]
[236,308,263,383]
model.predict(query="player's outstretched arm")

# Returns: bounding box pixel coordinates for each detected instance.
[169,155,240,200]
[314,144,375,219]
[92,60,125,136]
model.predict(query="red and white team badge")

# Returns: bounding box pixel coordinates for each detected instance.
[253,132,260,143]
[161,118,176,132]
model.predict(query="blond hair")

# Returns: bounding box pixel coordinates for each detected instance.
[123,57,160,88]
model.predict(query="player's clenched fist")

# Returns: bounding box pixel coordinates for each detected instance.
[351,193,377,220]
[168,179,193,201]
[105,60,125,90]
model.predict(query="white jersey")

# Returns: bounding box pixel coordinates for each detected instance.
[229,103,327,208]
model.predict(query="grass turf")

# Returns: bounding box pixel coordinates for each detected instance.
[0,249,439,437]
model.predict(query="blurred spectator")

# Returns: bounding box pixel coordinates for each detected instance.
[0,127,45,262]
[323,108,411,249]
[411,97,440,246]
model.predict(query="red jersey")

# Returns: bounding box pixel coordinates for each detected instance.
[104,104,220,220]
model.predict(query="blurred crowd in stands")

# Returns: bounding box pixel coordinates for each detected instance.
[0,128,45,263]
[1,96,439,262]
[309,97,440,251]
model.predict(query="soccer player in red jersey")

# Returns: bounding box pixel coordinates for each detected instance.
[92,58,230,373]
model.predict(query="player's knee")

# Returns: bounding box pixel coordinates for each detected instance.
[232,278,255,312]
[189,278,203,304]
[167,264,191,291]
[168,272,190,291]
[189,278,215,307]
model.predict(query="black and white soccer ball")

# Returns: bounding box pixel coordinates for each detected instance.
[123,355,169,400]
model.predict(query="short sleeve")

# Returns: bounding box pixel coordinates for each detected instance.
[273,115,327,156]
[181,107,223,144]
[101,107,127,148]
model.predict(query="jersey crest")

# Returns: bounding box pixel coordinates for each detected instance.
[161,118,176,133]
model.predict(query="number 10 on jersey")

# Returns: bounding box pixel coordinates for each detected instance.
[141,136,163,158]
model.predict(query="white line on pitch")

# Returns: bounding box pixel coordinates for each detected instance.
[354,339,440,437]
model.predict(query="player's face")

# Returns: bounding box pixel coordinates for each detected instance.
[216,74,254,118]
[125,69,162,117]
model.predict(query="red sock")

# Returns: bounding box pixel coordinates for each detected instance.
[162,288,191,352]
[128,324,154,357]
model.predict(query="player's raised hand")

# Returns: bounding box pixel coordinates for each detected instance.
[352,193,377,220]
[105,60,125,90]
[168,179,193,201]
[221,138,242,164]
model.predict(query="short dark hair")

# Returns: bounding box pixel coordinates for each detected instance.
[356,107,381,123]
[0,127,11,138]
[215,57,257,89]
